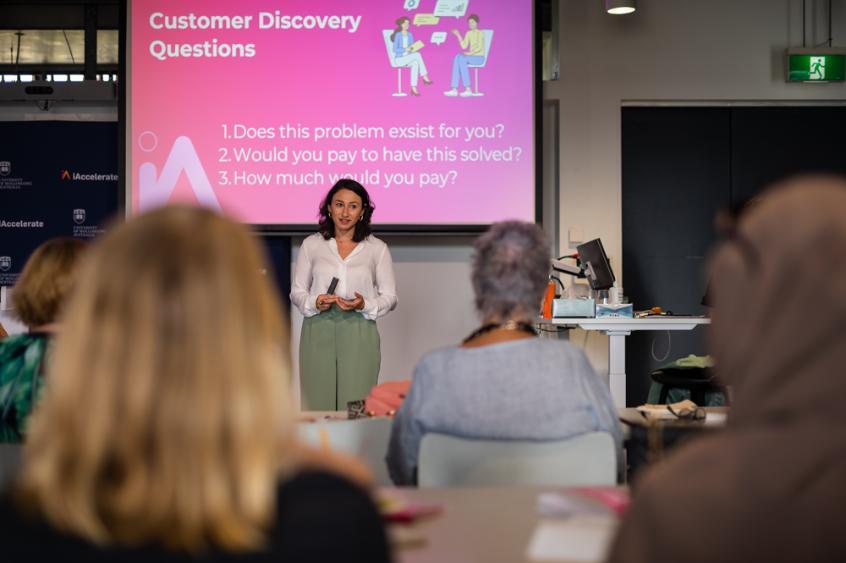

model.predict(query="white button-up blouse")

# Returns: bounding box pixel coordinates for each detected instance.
[290,233,398,320]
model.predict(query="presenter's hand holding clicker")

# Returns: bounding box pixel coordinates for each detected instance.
[315,294,337,312]
[336,292,365,311]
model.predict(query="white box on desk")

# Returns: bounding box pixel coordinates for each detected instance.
[595,303,633,318]
[552,298,595,318]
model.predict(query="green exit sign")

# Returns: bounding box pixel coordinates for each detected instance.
[787,53,845,82]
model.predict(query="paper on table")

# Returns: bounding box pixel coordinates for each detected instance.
[537,493,608,518]
[526,515,618,562]
[704,411,728,426]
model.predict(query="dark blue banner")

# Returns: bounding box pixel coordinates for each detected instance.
[0,121,119,285]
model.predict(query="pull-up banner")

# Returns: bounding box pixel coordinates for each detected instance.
[0,121,119,286]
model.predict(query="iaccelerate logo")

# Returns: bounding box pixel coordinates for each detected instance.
[0,219,45,228]
[60,169,118,182]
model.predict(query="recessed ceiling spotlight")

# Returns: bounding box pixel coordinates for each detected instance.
[606,0,637,15]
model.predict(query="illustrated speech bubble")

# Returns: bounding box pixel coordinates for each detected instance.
[413,13,440,26]
[430,31,447,45]
[434,0,469,18]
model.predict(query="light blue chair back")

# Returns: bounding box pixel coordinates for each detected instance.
[383,29,400,67]
[298,417,393,486]
[418,431,616,487]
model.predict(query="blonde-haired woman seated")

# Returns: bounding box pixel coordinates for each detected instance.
[0,207,390,562]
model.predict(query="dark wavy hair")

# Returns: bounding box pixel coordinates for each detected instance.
[390,16,409,42]
[317,179,374,242]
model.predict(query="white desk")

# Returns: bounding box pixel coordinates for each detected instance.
[540,317,711,408]
[385,486,622,563]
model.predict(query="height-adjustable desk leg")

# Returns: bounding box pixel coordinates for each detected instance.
[607,330,630,408]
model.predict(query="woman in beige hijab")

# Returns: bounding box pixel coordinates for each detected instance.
[608,176,846,563]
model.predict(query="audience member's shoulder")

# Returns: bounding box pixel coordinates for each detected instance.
[0,489,16,528]
[0,333,39,358]
[0,488,44,541]
[280,469,369,496]
[0,333,34,346]
[413,345,463,376]
[277,469,377,514]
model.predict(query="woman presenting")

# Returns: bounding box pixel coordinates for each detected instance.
[291,179,398,410]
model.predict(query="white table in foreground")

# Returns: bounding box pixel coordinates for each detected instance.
[539,317,711,408]
[385,486,622,563]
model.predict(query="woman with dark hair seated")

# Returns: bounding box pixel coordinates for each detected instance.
[0,238,85,442]
[0,207,390,562]
[386,221,622,486]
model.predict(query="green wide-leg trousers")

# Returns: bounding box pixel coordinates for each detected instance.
[299,306,381,411]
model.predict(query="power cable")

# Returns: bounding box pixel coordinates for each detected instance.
[829,0,833,48]
[803,0,806,47]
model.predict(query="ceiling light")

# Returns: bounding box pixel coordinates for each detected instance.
[606,0,636,15]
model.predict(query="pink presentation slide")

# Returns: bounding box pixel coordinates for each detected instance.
[130,0,535,226]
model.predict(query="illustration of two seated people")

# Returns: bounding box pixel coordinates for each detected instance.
[389,13,488,97]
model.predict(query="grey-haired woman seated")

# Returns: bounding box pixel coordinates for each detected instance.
[386,221,622,486]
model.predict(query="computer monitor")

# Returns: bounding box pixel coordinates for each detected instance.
[576,238,616,290]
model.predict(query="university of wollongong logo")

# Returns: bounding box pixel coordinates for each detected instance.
[0,256,11,272]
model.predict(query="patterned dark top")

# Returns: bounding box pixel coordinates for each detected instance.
[0,333,49,443]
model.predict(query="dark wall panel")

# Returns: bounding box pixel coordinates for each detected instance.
[259,236,292,314]
[621,105,846,407]
[622,107,730,406]
[731,107,846,204]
